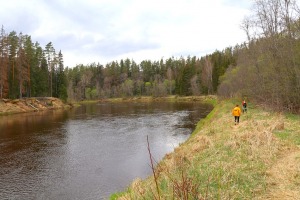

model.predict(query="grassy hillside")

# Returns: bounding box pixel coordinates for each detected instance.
[111,99,300,199]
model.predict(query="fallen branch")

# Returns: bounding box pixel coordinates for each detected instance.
[26,102,39,111]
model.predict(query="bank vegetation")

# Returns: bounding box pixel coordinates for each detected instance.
[112,98,300,199]
[109,1,300,196]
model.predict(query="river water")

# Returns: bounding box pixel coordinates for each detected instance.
[0,101,212,199]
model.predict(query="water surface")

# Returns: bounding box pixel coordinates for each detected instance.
[0,101,212,199]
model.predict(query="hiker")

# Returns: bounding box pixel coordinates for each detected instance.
[232,104,241,125]
[242,100,247,113]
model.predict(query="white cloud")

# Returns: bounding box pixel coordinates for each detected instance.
[0,0,251,67]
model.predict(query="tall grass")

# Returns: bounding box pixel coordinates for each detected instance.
[111,99,300,199]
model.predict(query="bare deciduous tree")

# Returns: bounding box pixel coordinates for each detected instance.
[220,0,300,112]
[201,56,213,94]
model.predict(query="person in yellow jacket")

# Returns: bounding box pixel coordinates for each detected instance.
[232,104,241,125]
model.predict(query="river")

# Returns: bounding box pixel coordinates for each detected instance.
[0,101,212,199]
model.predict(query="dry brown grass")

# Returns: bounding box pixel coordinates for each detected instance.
[261,150,300,200]
[113,99,300,200]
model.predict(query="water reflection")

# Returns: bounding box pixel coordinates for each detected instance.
[0,110,70,199]
[0,101,212,199]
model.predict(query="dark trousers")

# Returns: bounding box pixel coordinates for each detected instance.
[234,116,240,123]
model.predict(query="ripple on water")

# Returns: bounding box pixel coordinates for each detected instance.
[0,102,213,199]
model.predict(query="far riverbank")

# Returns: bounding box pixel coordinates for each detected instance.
[0,95,216,116]
[0,97,72,116]
[77,95,217,104]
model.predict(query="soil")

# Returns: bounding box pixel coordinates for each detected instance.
[0,97,72,115]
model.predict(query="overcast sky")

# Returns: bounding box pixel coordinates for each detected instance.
[0,0,251,67]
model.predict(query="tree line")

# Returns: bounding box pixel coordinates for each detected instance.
[0,26,67,100]
[2,0,300,113]
[66,0,300,113]
[65,49,236,101]
[0,22,236,102]
[218,0,300,112]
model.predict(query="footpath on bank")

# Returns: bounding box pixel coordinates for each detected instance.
[112,98,300,199]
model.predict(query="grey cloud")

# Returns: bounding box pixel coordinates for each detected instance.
[42,0,117,33]
[40,30,160,58]
[0,0,251,67]
[0,9,40,34]
[91,39,160,57]
[34,32,79,50]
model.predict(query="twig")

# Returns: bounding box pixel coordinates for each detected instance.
[147,135,161,200]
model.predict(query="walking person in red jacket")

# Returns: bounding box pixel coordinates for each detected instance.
[242,100,247,113]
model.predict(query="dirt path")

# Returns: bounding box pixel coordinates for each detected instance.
[259,149,300,200]
[229,113,300,199]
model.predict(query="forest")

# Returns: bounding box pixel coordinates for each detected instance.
[64,50,235,100]
[1,0,300,113]
[218,0,300,112]
[0,28,67,101]
[0,25,236,102]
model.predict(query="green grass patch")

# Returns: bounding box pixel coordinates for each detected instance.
[274,128,300,145]
[285,112,300,120]
[274,129,293,140]
[111,98,300,199]
[273,112,300,145]
[192,98,220,135]
[110,191,129,200]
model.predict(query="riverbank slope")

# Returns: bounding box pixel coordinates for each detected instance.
[78,95,216,104]
[112,99,300,199]
[0,97,71,115]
